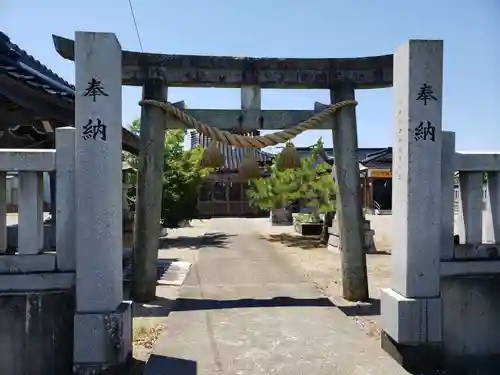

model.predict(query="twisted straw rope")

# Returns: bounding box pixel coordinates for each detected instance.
[139,99,357,149]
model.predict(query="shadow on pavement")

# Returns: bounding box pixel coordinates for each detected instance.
[261,233,391,254]
[133,296,383,318]
[336,298,381,317]
[261,233,325,250]
[144,355,197,375]
[133,296,336,317]
[159,232,234,249]
[123,258,176,283]
[132,296,335,318]
[124,358,146,375]
[173,296,334,311]
[133,296,177,318]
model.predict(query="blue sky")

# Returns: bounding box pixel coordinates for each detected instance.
[2,0,499,151]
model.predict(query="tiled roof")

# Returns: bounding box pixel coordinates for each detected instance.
[0,32,75,102]
[190,131,275,171]
[296,146,391,162]
[361,147,392,164]
[0,32,140,153]
[296,145,391,169]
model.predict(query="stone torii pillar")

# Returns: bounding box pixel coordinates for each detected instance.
[73,31,132,374]
[331,85,369,302]
[131,80,167,301]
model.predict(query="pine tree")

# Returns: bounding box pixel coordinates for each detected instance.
[247,138,336,240]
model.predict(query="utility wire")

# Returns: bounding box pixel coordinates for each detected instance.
[127,0,144,52]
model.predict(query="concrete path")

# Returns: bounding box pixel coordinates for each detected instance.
[145,219,409,375]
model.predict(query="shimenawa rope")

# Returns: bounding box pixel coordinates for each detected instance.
[139,99,357,149]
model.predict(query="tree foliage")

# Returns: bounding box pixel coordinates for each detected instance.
[123,119,211,228]
[246,139,336,216]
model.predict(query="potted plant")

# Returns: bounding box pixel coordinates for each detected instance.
[293,213,324,236]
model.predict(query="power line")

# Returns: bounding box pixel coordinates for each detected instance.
[127,0,144,52]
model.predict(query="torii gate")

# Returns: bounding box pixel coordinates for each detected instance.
[53,33,392,305]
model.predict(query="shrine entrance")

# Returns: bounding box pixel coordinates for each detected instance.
[53,32,393,305]
[53,29,459,373]
[54,32,393,308]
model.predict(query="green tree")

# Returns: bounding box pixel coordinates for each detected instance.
[160,129,211,227]
[122,119,211,228]
[246,139,336,242]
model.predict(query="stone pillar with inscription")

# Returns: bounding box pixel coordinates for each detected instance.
[380,40,444,371]
[73,31,132,374]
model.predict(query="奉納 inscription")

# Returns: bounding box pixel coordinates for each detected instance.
[82,118,107,141]
[414,120,435,142]
[416,83,437,105]
[82,78,109,102]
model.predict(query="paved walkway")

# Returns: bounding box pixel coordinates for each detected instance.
[145,219,409,374]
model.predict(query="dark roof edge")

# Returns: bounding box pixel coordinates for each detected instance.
[0,32,140,154]
[0,32,75,93]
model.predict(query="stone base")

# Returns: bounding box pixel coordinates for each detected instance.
[382,330,500,374]
[381,330,444,373]
[380,288,442,343]
[73,301,133,375]
[327,219,377,253]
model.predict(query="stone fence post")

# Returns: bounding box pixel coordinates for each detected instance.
[55,127,76,271]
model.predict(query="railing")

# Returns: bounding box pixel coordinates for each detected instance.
[453,186,487,213]
[0,127,75,278]
[441,132,500,275]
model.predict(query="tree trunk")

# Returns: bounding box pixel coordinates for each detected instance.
[320,211,334,245]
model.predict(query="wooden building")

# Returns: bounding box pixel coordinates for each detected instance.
[192,129,394,216]
[359,148,392,210]
[190,131,274,217]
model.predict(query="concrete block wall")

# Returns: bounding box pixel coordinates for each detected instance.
[0,291,75,375]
